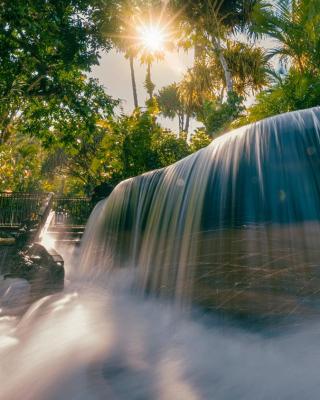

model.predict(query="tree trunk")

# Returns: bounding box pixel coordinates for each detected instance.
[184,114,190,134]
[148,63,152,100]
[129,55,139,109]
[178,113,184,136]
[212,37,233,95]
[145,62,155,101]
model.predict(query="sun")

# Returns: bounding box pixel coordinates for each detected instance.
[138,25,166,53]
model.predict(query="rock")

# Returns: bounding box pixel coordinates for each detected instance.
[5,243,64,305]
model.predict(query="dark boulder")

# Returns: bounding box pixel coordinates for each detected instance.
[4,243,64,303]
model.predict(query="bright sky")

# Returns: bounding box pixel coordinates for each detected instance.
[91,37,275,134]
[91,48,200,132]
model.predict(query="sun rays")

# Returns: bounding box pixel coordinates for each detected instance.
[114,2,178,57]
[137,24,166,54]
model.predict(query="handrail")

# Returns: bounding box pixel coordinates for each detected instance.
[0,192,48,196]
[0,192,95,229]
[0,192,48,227]
[52,196,93,226]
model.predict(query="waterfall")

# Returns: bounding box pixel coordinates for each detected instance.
[3,108,320,399]
[79,107,320,316]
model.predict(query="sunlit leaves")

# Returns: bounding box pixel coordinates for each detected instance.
[0,0,116,143]
[242,0,320,123]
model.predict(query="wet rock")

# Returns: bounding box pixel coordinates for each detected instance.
[4,243,64,304]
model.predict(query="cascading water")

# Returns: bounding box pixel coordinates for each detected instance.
[79,107,320,317]
[2,107,320,399]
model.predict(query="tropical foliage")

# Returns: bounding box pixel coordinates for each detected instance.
[1,0,319,195]
[0,134,45,192]
[0,0,117,143]
[242,0,320,122]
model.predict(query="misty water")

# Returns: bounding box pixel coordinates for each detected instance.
[2,108,320,399]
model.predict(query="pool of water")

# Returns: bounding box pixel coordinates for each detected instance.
[1,242,320,400]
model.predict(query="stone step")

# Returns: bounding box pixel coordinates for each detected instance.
[48,230,84,236]
[48,225,85,233]
[54,238,81,245]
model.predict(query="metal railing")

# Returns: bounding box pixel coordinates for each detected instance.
[52,196,93,226]
[0,192,49,227]
[0,193,95,229]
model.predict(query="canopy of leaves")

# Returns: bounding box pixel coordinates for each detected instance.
[224,41,270,95]
[239,0,320,124]
[170,0,258,28]
[239,70,320,125]
[98,110,191,184]
[0,0,117,144]
[189,129,212,151]
[251,0,320,73]
[29,110,192,195]
[0,133,45,192]
[197,92,244,136]
[156,84,191,132]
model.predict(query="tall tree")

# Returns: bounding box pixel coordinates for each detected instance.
[251,0,320,73]
[0,0,115,144]
[157,84,190,133]
[168,0,269,135]
[170,0,261,99]
[242,0,320,122]
[109,1,141,108]
[111,0,169,108]
[141,51,164,101]
[177,41,268,135]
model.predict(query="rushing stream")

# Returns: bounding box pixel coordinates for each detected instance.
[2,107,320,399]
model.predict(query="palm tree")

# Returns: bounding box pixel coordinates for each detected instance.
[157,83,190,134]
[170,0,264,100]
[111,2,141,109]
[140,50,164,101]
[114,1,172,106]
[251,0,320,74]
[223,41,270,96]
[177,39,269,135]
[179,41,268,106]
[128,49,139,109]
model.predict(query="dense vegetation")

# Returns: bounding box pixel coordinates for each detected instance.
[0,0,318,195]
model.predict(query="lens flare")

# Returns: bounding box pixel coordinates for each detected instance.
[138,25,166,53]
